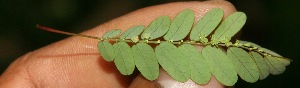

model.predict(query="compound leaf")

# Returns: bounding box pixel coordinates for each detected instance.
[178,44,211,84]
[114,42,135,75]
[227,47,259,83]
[212,12,246,40]
[190,8,223,41]
[202,45,237,86]
[155,42,190,82]
[141,16,171,40]
[265,56,286,75]
[102,29,122,38]
[132,43,159,80]
[250,52,270,80]
[164,9,194,41]
[120,25,144,39]
[98,41,116,61]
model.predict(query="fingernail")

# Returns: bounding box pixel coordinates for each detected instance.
[155,69,225,88]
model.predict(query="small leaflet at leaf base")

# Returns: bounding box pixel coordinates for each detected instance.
[227,47,259,83]
[102,29,122,38]
[250,52,269,80]
[164,9,195,41]
[202,45,237,86]
[212,12,246,41]
[114,42,135,75]
[120,25,144,39]
[190,8,224,41]
[141,16,171,40]
[98,41,116,61]
[178,44,211,84]
[155,42,190,82]
[265,56,286,75]
[132,43,159,81]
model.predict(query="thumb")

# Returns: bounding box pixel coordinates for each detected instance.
[128,1,236,88]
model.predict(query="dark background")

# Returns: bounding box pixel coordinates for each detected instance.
[0,0,299,87]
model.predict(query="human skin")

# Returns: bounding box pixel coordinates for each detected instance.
[0,1,236,88]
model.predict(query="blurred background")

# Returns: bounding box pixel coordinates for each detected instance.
[0,0,299,87]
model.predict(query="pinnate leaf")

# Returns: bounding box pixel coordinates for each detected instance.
[213,12,246,40]
[190,8,223,41]
[120,25,144,39]
[98,41,116,61]
[114,42,135,75]
[102,29,122,38]
[132,43,159,80]
[227,47,259,83]
[202,45,237,86]
[164,9,194,41]
[95,8,289,85]
[155,42,190,82]
[250,52,270,80]
[178,44,211,84]
[141,16,171,40]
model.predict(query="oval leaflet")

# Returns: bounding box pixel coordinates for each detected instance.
[155,42,190,82]
[227,47,259,83]
[202,45,238,86]
[164,9,195,41]
[178,44,211,84]
[132,43,159,80]
[113,42,135,75]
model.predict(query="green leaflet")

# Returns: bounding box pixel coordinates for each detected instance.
[164,9,195,41]
[155,42,190,82]
[265,56,286,75]
[132,43,159,81]
[120,25,144,39]
[178,44,211,84]
[227,47,259,83]
[141,16,171,40]
[102,29,122,39]
[202,45,237,86]
[190,8,223,41]
[250,52,270,80]
[212,12,246,41]
[114,42,135,75]
[98,41,116,61]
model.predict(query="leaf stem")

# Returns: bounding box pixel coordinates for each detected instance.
[36,24,102,40]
